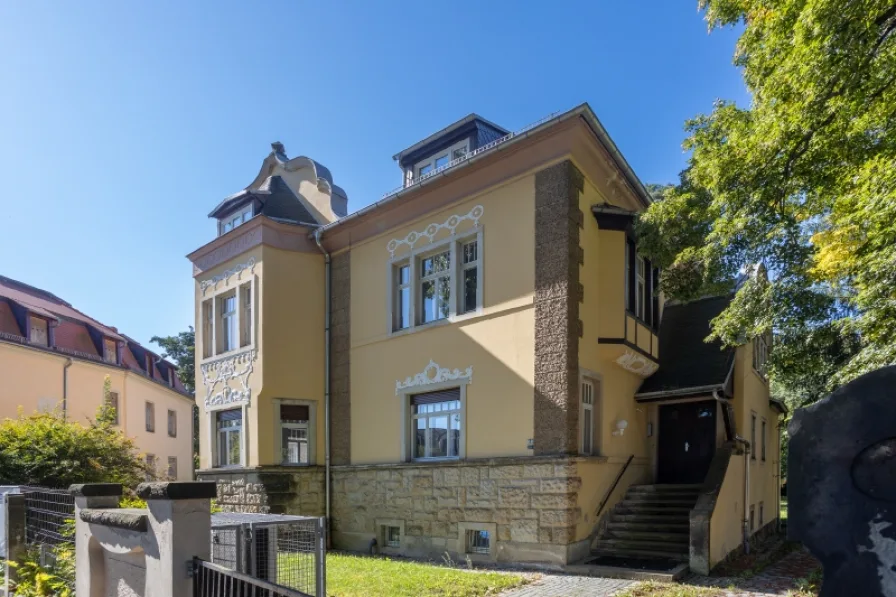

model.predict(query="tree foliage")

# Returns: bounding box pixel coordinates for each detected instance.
[638,0,896,403]
[0,377,148,488]
[151,326,195,394]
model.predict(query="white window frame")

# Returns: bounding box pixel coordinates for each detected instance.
[388,228,483,334]
[201,299,214,358]
[202,276,256,362]
[29,316,49,347]
[239,282,252,348]
[459,238,480,315]
[274,399,316,466]
[753,334,770,380]
[168,409,177,438]
[214,408,245,468]
[103,338,118,364]
[393,263,411,331]
[410,392,462,460]
[413,139,469,181]
[418,247,452,325]
[218,204,253,236]
[145,401,155,433]
[167,456,178,480]
[580,379,594,455]
[635,255,646,320]
[399,380,468,462]
[218,291,237,354]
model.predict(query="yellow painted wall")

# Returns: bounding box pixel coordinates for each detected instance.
[348,175,536,463]
[0,342,194,480]
[576,458,651,541]
[710,450,746,564]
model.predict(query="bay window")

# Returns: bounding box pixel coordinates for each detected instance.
[391,231,483,332]
[240,283,252,348]
[411,388,461,460]
[216,409,243,467]
[218,292,237,353]
[626,239,660,329]
[218,205,253,236]
[202,278,255,360]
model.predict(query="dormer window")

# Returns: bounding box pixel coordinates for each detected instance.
[218,205,253,236]
[103,338,118,364]
[29,316,49,347]
[413,140,469,181]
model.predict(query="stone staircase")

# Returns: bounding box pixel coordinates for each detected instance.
[591,483,701,562]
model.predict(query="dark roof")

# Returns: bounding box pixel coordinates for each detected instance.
[208,175,319,225]
[392,113,509,164]
[636,295,736,397]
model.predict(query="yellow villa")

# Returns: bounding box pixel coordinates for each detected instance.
[0,275,195,480]
[189,105,785,574]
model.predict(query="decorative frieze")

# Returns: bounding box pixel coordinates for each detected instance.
[201,348,257,409]
[199,257,257,295]
[387,205,483,257]
[615,349,659,378]
[395,359,473,395]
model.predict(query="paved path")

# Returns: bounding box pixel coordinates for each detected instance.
[500,575,633,596]
[688,548,820,596]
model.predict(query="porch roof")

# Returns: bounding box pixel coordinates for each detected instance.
[635,294,735,400]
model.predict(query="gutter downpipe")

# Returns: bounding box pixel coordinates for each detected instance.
[715,389,750,555]
[313,227,332,546]
[62,358,73,421]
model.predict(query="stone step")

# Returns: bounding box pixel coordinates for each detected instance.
[610,513,690,524]
[629,484,702,491]
[600,538,689,552]
[617,505,693,515]
[626,489,700,498]
[602,530,689,543]
[621,497,698,507]
[594,547,690,562]
[607,521,690,532]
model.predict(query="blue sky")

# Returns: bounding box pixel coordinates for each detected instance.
[0,1,748,351]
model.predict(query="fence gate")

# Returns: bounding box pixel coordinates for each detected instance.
[193,558,312,597]
[208,513,326,597]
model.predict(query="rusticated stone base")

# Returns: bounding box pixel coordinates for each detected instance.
[197,467,325,515]
[330,456,591,565]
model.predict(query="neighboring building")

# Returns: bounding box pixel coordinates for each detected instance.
[0,275,194,481]
[189,104,785,573]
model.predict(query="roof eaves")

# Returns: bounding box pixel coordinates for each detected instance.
[634,383,725,401]
[391,113,509,161]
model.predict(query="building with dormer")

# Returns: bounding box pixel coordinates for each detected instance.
[188,104,784,574]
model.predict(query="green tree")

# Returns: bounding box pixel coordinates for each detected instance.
[150,327,195,394]
[638,0,896,402]
[0,377,148,487]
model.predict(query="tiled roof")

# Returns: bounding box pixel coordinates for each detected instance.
[208,175,319,225]
[636,295,736,397]
[0,274,191,397]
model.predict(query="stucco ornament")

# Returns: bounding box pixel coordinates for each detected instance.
[615,349,659,378]
[387,205,483,257]
[395,359,473,395]
[201,348,257,408]
[199,257,256,295]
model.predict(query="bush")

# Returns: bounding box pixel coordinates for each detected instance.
[0,377,148,487]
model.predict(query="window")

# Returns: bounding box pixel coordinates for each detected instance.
[384,526,401,548]
[413,140,469,180]
[394,264,411,330]
[216,409,243,467]
[240,283,252,348]
[749,504,755,532]
[167,457,178,480]
[29,317,48,347]
[202,299,213,358]
[146,355,154,378]
[418,163,433,177]
[146,454,156,480]
[392,232,483,332]
[452,147,467,161]
[750,413,757,460]
[420,250,451,324]
[146,401,155,433]
[280,403,311,465]
[168,409,177,437]
[103,338,117,364]
[753,334,770,379]
[411,388,461,460]
[466,530,490,555]
[218,291,237,353]
[219,205,253,236]
[460,240,479,315]
[635,255,646,320]
[434,155,449,169]
[106,392,119,425]
[626,241,659,328]
[580,379,595,455]
[759,502,764,527]
[761,419,767,461]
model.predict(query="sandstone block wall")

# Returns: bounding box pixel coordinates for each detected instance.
[199,467,325,516]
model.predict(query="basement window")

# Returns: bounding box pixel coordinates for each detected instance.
[466,530,490,555]
[384,526,401,548]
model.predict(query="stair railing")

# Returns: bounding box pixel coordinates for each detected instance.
[595,454,635,518]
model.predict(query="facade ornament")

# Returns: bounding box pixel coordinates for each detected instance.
[201,348,257,408]
[387,205,483,257]
[395,359,473,395]
[615,349,659,378]
[199,257,257,295]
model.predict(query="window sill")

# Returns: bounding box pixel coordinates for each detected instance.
[411,457,461,463]
[200,345,257,365]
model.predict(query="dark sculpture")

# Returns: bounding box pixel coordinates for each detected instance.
[789,365,896,596]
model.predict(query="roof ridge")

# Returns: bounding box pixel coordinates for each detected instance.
[0,275,71,307]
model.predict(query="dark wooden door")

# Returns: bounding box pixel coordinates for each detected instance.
[657,400,717,484]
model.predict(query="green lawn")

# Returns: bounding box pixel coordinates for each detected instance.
[324,553,529,597]
[780,496,788,523]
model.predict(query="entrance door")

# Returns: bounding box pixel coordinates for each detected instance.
[657,400,717,484]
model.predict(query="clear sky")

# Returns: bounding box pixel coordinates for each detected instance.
[0,1,748,351]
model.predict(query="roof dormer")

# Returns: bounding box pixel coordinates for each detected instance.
[393,114,509,188]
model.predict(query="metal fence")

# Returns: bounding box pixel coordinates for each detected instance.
[21,486,75,548]
[210,513,326,597]
[193,558,311,597]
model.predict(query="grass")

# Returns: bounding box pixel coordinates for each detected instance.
[615,581,729,597]
[780,496,788,523]
[324,553,530,597]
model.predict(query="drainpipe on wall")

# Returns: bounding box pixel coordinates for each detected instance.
[62,358,73,421]
[313,227,332,545]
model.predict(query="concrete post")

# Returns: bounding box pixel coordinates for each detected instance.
[137,481,216,597]
[70,484,123,597]
[4,493,26,594]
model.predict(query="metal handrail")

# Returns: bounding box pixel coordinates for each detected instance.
[595,454,635,518]
[193,558,312,597]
